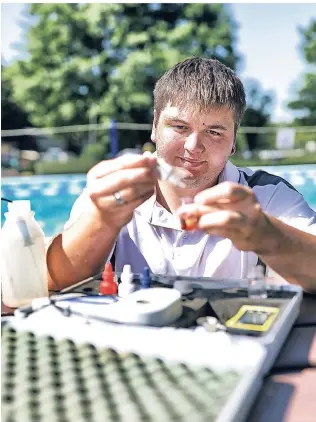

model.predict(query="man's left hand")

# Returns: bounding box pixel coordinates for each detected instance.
[177,182,270,252]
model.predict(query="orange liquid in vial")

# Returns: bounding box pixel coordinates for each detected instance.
[180,215,198,231]
[179,197,198,231]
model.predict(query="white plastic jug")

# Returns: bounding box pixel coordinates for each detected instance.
[1,200,48,308]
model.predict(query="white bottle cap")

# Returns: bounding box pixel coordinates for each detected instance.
[121,265,133,284]
[118,265,136,298]
[8,200,31,216]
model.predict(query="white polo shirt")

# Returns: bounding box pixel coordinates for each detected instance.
[65,161,316,279]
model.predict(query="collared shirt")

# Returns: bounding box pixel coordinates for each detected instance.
[65,161,316,279]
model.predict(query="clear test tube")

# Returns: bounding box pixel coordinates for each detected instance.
[247,265,268,299]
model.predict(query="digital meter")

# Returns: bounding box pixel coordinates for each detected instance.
[225,305,279,334]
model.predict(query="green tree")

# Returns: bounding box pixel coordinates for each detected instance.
[287,19,316,125]
[3,3,241,151]
[241,78,274,151]
[1,64,36,150]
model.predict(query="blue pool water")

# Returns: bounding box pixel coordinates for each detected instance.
[2,164,316,237]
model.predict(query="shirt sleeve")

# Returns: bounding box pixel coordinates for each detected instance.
[262,184,315,282]
[264,183,316,234]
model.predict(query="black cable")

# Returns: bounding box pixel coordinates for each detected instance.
[1,197,13,203]
[51,301,134,326]
[16,295,116,322]
[15,298,56,318]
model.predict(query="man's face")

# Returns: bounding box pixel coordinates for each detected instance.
[151,104,236,190]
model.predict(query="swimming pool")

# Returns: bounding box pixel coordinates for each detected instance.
[2,164,316,237]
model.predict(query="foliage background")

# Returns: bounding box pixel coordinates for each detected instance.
[2,3,315,168]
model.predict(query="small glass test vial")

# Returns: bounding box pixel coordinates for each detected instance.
[179,197,199,231]
[247,265,268,299]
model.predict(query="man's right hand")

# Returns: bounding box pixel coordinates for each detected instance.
[86,154,158,230]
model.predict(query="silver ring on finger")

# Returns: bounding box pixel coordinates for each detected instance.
[113,191,127,206]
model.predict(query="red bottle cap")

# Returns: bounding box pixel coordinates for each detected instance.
[100,263,117,295]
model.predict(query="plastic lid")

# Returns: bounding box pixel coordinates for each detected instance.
[102,262,114,282]
[8,200,31,215]
[140,267,151,288]
[121,265,133,284]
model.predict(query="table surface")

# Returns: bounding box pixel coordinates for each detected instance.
[2,293,316,422]
[247,293,316,422]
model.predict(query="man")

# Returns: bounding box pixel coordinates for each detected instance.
[47,57,316,292]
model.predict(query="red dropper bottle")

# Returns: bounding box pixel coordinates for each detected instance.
[99,263,118,295]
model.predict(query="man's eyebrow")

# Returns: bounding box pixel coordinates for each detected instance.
[167,118,189,124]
[205,124,228,131]
[166,118,228,131]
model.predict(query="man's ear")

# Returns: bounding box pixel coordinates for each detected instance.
[151,110,157,143]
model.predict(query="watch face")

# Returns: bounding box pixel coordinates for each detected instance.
[238,310,271,326]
